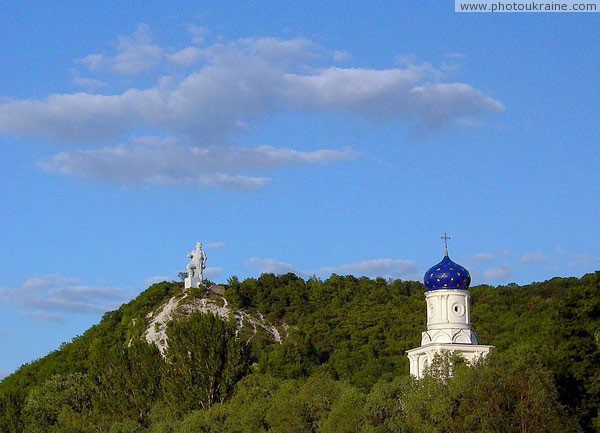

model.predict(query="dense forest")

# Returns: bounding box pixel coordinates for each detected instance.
[0,271,598,433]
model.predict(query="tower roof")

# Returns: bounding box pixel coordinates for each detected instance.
[424,251,471,291]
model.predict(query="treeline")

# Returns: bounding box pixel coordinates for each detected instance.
[0,271,598,432]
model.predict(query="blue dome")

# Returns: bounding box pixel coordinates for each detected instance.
[424,254,471,290]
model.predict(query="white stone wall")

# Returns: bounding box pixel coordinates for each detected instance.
[407,343,493,379]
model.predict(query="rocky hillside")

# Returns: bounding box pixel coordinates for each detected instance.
[143,286,283,356]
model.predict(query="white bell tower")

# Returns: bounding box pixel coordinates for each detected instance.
[406,234,493,378]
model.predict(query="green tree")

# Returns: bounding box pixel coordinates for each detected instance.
[321,386,367,433]
[450,353,578,433]
[219,374,282,433]
[163,313,250,415]
[22,373,93,433]
[364,377,409,433]
[0,390,25,433]
[398,351,578,433]
[91,339,164,427]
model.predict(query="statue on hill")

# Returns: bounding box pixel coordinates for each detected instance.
[185,242,206,289]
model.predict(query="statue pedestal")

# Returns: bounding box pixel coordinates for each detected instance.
[185,275,202,289]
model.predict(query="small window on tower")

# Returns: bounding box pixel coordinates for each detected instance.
[452,303,465,317]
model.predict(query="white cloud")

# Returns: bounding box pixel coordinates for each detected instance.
[246,257,300,275]
[285,65,502,129]
[39,137,356,189]
[205,242,226,249]
[284,67,422,110]
[247,257,419,280]
[79,24,163,75]
[22,311,65,322]
[0,274,128,321]
[1,35,502,142]
[78,54,107,72]
[519,252,547,265]
[482,264,512,282]
[199,173,271,190]
[166,47,204,67]
[332,50,351,62]
[471,252,496,263]
[144,276,172,286]
[0,91,153,142]
[70,70,108,91]
[204,267,223,279]
[319,258,419,280]
[412,83,502,127]
[567,254,600,269]
[440,52,466,74]
[187,24,208,45]
[0,30,503,189]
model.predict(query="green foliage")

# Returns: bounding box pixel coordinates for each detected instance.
[0,390,24,433]
[217,374,282,433]
[108,417,145,433]
[175,403,228,433]
[320,386,367,433]
[90,339,164,426]
[0,271,598,432]
[364,376,410,433]
[162,313,250,415]
[22,373,93,433]
[258,330,319,379]
[420,351,577,433]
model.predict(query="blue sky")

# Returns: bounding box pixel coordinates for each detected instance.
[1,1,599,376]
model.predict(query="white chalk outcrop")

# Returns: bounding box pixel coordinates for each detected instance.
[143,287,282,356]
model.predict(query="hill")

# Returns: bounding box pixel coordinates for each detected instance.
[0,271,598,432]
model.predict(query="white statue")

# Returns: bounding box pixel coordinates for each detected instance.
[185,242,206,289]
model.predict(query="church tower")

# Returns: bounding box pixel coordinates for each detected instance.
[406,234,493,378]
